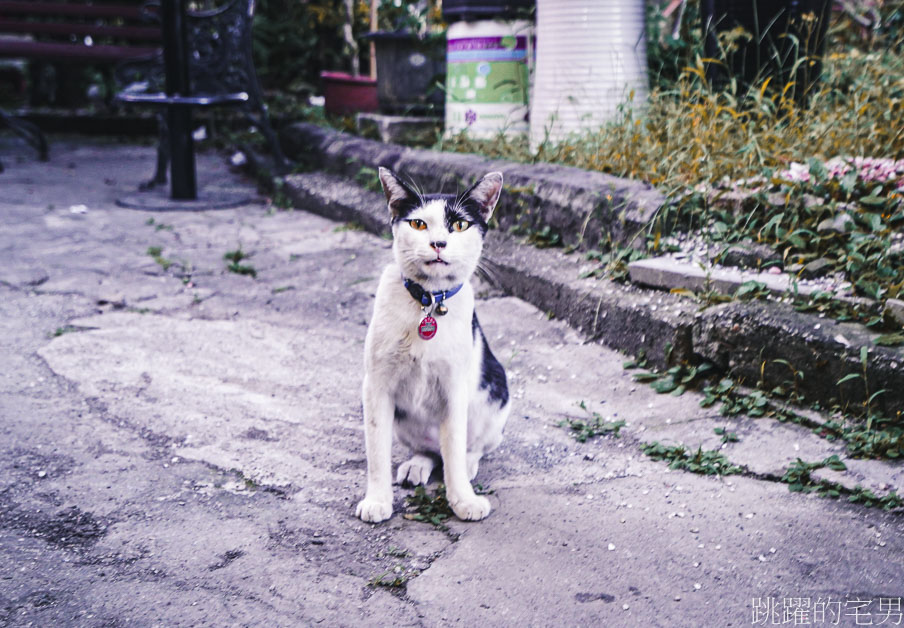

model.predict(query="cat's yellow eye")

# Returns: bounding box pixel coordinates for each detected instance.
[408,219,427,231]
[452,220,470,232]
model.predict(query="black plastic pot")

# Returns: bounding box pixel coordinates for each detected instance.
[365,31,446,115]
[442,0,534,22]
[702,0,831,103]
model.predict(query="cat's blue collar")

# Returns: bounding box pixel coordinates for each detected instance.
[403,277,463,308]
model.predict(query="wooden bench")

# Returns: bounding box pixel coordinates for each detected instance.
[0,1,160,64]
[0,0,161,161]
[0,0,287,193]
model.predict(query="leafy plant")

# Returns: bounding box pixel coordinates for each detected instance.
[847,487,904,510]
[714,426,740,443]
[641,442,746,476]
[842,420,904,459]
[701,378,770,417]
[224,248,257,278]
[622,348,650,370]
[147,246,174,271]
[50,325,83,338]
[376,0,444,34]
[733,280,771,302]
[269,178,293,210]
[368,569,411,589]
[793,291,890,330]
[836,346,887,427]
[781,455,847,494]
[779,456,903,510]
[632,361,716,398]
[624,351,903,460]
[646,0,705,90]
[404,484,454,531]
[510,224,563,249]
[581,243,649,281]
[558,401,625,443]
[145,217,174,232]
[252,0,370,94]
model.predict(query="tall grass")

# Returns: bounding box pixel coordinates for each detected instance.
[437,6,904,304]
[441,9,904,195]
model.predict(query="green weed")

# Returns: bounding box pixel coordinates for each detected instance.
[581,243,649,281]
[368,569,411,589]
[633,361,716,397]
[558,401,625,443]
[836,346,888,427]
[145,218,174,232]
[334,221,366,232]
[623,350,903,460]
[847,487,904,510]
[640,442,746,476]
[510,223,563,249]
[714,426,740,443]
[781,455,848,494]
[269,178,292,209]
[146,246,174,271]
[378,547,411,559]
[780,456,904,510]
[224,248,257,278]
[50,326,83,338]
[404,484,454,531]
[354,166,383,194]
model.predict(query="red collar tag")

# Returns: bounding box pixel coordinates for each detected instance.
[418,316,437,340]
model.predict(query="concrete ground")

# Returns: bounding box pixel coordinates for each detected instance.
[1,139,902,627]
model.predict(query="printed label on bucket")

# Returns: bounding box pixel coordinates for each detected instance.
[447,36,530,105]
[446,103,529,137]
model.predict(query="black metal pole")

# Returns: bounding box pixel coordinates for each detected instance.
[162,0,197,200]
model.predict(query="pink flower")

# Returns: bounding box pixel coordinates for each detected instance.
[825,157,851,179]
[780,162,810,183]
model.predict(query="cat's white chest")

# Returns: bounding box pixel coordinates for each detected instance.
[365,264,476,449]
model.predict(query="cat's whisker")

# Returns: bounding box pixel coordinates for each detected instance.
[406,176,426,207]
[475,258,503,289]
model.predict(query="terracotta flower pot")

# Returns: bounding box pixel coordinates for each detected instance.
[320,71,379,116]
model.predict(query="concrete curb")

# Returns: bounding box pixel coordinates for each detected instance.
[270,126,904,416]
[280,123,664,251]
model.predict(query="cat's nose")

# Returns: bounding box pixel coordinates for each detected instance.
[430,240,446,250]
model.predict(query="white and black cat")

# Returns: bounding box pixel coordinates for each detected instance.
[356,168,511,523]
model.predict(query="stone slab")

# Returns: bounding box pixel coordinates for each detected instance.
[356,113,441,146]
[628,256,820,297]
[886,298,904,327]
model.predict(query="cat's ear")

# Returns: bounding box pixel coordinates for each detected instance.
[378,167,417,218]
[463,172,503,221]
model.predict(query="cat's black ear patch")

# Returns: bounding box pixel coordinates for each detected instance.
[379,167,419,220]
[463,172,503,222]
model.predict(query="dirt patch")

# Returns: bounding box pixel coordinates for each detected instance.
[0,499,108,550]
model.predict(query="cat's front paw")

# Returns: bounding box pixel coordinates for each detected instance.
[450,494,491,521]
[356,498,393,523]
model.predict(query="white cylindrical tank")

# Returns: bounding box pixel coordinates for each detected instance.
[529,0,648,152]
[445,19,534,139]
